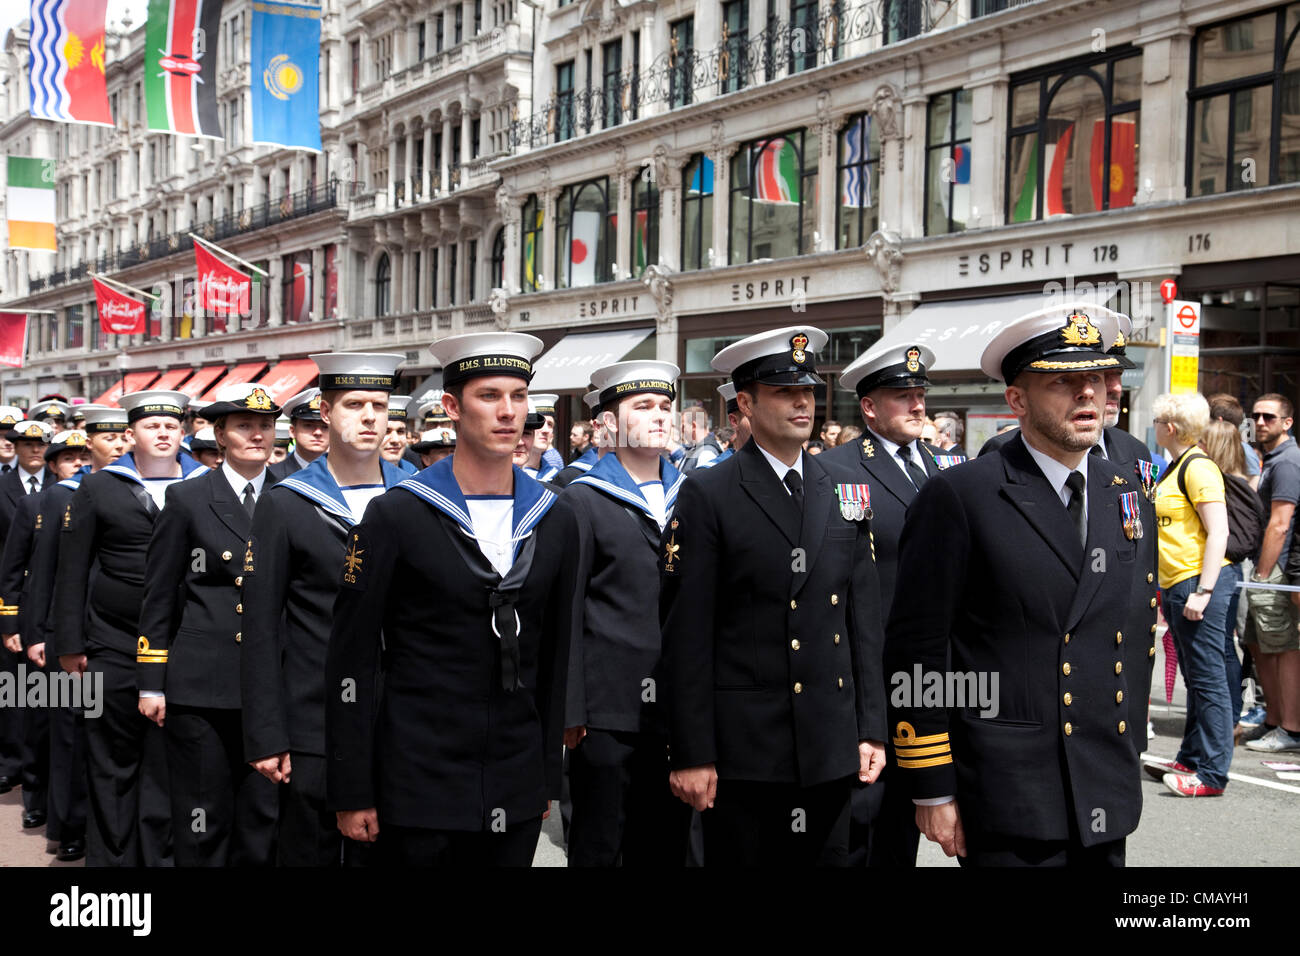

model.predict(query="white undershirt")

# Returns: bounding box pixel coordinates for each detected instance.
[639,480,666,529]
[143,477,180,509]
[466,497,514,577]
[340,485,386,524]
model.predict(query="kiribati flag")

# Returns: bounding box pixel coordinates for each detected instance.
[28,0,114,126]
[144,0,223,137]
[251,1,322,150]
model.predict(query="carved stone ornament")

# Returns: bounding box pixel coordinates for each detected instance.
[864,229,903,294]
[642,262,673,328]
[495,184,519,224]
[872,84,901,139]
[489,287,510,329]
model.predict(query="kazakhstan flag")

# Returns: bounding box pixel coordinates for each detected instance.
[251,1,322,150]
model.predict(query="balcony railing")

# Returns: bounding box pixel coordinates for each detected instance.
[26,179,363,293]
[511,0,940,150]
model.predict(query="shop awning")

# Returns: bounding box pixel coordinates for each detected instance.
[198,361,266,402]
[256,358,318,402]
[176,365,226,400]
[528,327,656,391]
[870,293,1052,378]
[410,370,443,406]
[150,368,194,392]
[92,370,162,406]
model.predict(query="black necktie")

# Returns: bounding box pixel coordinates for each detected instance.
[1089,443,1104,458]
[1,463,11,473]
[26,476,38,495]
[898,445,928,491]
[783,469,804,510]
[242,482,256,516]
[1065,471,1086,547]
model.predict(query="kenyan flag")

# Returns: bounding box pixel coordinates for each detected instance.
[145,0,223,137]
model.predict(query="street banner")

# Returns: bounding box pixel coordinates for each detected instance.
[93,278,146,333]
[27,0,114,126]
[6,157,58,251]
[251,1,322,150]
[145,0,224,137]
[194,241,251,317]
[0,313,29,368]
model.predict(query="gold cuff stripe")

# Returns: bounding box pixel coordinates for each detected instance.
[0,606,18,615]
[137,651,168,662]
[896,754,954,769]
[893,743,951,758]
[892,730,949,747]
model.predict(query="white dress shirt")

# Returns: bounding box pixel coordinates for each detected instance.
[753,441,803,492]
[867,428,926,483]
[18,466,42,495]
[1022,436,1090,526]
[221,461,267,502]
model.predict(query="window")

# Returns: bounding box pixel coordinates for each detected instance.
[681,154,714,271]
[284,252,312,324]
[371,145,388,190]
[630,173,659,277]
[374,34,392,82]
[449,243,458,306]
[670,17,694,108]
[475,0,482,35]
[883,0,922,44]
[730,130,818,262]
[109,91,119,127]
[350,40,360,93]
[555,178,615,288]
[417,22,426,62]
[432,132,442,188]
[133,81,141,123]
[602,39,622,128]
[521,194,542,292]
[412,250,421,310]
[436,13,444,53]
[231,11,243,61]
[630,30,640,121]
[924,90,971,235]
[721,1,748,94]
[375,253,391,316]
[554,61,575,142]
[66,305,83,349]
[789,0,818,73]
[471,117,481,158]
[454,4,463,44]
[837,113,880,247]
[1006,48,1142,222]
[1189,4,1300,194]
[431,248,440,308]
[490,227,505,290]
[468,239,478,301]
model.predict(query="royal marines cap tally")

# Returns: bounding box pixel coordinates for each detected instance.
[711,325,829,387]
[980,302,1125,384]
[840,342,936,397]
[588,361,679,411]
[283,387,323,421]
[45,429,88,461]
[387,396,414,423]
[119,390,190,423]
[30,398,71,422]
[274,420,292,448]
[189,427,219,453]
[80,404,129,433]
[8,419,53,443]
[308,352,405,392]
[201,381,283,419]
[429,332,544,388]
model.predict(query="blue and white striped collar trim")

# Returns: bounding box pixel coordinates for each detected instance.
[103,452,207,487]
[572,453,684,523]
[278,454,407,526]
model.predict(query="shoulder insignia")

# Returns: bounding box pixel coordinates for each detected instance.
[243,539,255,574]
[1110,475,1127,486]
[62,504,72,530]
[862,438,875,458]
[341,531,367,589]
[34,514,42,530]
[663,524,681,574]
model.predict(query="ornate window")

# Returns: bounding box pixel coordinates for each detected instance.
[375,252,391,316]
[924,90,972,235]
[520,195,541,292]
[836,112,880,248]
[555,178,615,288]
[729,130,818,263]
[681,154,715,271]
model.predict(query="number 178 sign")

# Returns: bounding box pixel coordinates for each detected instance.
[1168,300,1201,394]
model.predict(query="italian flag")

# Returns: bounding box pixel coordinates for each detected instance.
[7,157,57,252]
[144,0,224,137]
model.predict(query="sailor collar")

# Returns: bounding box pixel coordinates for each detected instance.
[102,452,208,487]
[572,453,683,526]
[278,454,409,526]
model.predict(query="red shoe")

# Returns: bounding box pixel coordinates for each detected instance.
[1143,757,1191,781]
[1163,772,1225,797]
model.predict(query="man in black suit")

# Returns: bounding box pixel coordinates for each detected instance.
[660,326,887,866]
[242,352,410,866]
[136,382,284,866]
[886,303,1154,867]
[327,333,580,866]
[53,389,205,867]
[561,360,692,866]
[267,388,328,481]
[0,406,23,474]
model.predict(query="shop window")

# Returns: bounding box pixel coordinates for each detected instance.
[730,130,818,263]
[630,173,659,278]
[555,178,615,288]
[925,90,972,236]
[520,194,542,292]
[837,112,880,248]
[681,153,715,272]
[1006,48,1141,222]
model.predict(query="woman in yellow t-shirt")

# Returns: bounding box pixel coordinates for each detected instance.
[1152,392,1235,798]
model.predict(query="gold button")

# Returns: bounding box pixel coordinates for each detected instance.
[837,677,844,689]
[1118,720,1127,734]
[830,593,839,606]
[793,682,803,694]
[1151,624,1157,634]
[236,603,243,615]
[790,600,798,610]
[1064,722,1073,736]
[1114,661,1122,674]
[235,632,241,643]
[1150,597,1157,608]
[1146,573,1153,583]
[1149,645,1156,657]
[222,550,233,561]
[235,576,243,587]
[1064,632,1071,644]
[1062,662,1071,676]
[833,634,840,645]
[791,639,800,651]
[1063,692,1072,706]
[1116,631,1123,645]
[1116,690,1124,704]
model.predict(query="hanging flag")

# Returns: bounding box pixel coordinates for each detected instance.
[524,206,543,288]
[194,241,251,318]
[633,209,650,276]
[569,211,601,287]
[145,0,224,137]
[0,313,29,368]
[7,157,58,251]
[93,278,146,334]
[251,1,322,150]
[1011,134,1038,223]
[1045,123,1074,215]
[952,142,971,184]
[1090,116,1137,210]
[841,115,871,208]
[754,139,799,204]
[688,155,714,196]
[290,256,311,323]
[27,0,114,126]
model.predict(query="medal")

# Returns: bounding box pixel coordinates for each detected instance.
[835,483,873,522]
[934,454,966,470]
[1135,460,1160,502]
[1119,491,1142,541]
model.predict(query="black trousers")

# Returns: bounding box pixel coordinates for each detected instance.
[84,647,173,867]
[847,764,921,867]
[0,644,22,779]
[379,817,544,867]
[277,752,373,867]
[165,705,277,867]
[46,693,87,844]
[567,728,691,867]
[701,776,852,867]
[958,831,1127,867]
[19,665,49,815]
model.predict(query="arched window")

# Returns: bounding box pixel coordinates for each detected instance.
[680,153,714,271]
[520,194,541,292]
[729,130,817,263]
[375,252,391,316]
[490,226,506,289]
[554,177,614,288]
[836,112,880,248]
[630,173,659,277]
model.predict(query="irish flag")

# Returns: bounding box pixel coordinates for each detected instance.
[145,0,224,137]
[754,139,799,204]
[7,157,57,252]
[27,0,114,125]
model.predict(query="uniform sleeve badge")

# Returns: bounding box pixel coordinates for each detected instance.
[243,539,256,574]
[663,518,681,573]
[834,483,872,521]
[61,504,72,531]
[341,532,366,588]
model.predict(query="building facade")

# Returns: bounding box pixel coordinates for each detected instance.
[1,0,1298,449]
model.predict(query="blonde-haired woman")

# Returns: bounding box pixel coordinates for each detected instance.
[1150,393,1236,797]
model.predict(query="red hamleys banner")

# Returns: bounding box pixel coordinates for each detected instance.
[194,242,251,317]
[0,313,28,368]
[92,278,146,334]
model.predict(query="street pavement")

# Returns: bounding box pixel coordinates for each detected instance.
[2,622,1295,867]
